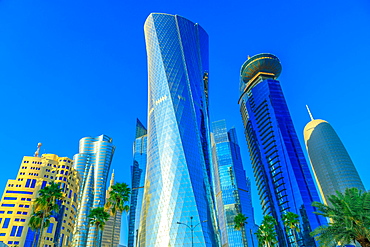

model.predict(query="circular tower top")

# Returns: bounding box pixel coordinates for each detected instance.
[241,53,282,84]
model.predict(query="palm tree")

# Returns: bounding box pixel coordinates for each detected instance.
[282,212,300,247]
[234,213,248,231]
[234,213,249,246]
[34,182,64,247]
[88,207,110,247]
[104,182,131,247]
[310,187,370,247]
[28,211,50,247]
[256,215,278,247]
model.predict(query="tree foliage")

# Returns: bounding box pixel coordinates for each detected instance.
[33,182,64,247]
[104,182,131,247]
[310,188,370,247]
[256,215,278,247]
[88,207,110,231]
[234,213,248,231]
[282,212,300,247]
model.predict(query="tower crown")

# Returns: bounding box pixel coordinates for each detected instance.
[241,53,282,83]
[239,53,282,103]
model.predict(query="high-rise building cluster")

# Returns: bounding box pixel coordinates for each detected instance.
[0,12,365,247]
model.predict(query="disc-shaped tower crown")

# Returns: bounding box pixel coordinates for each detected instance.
[240,53,282,95]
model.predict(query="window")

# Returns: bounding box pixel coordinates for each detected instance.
[31,179,36,188]
[25,179,31,188]
[41,181,47,189]
[2,218,10,228]
[47,223,54,233]
[16,226,23,237]
[0,233,5,236]
[5,191,33,195]
[1,204,15,207]
[6,211,12,214]
[10,226,16,236]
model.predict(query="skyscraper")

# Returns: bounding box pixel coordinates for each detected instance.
[0,145,80,247]
[211,120,258,247]
[140,13,218,246]
[127,119,147,247]
[72,135,115,247]
[238,54,325,247]
[303,108,365,205]
[102,170,122,247]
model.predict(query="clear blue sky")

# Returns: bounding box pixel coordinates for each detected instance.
[0,0,369,245]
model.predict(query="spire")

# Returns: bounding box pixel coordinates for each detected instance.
[110,169,115,187]
[306,105,314,121]
[135,118,147,138]
[34,143,42,157]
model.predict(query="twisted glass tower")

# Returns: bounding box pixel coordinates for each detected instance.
[211,120,258,247]
[72,135,115,247]
[128,119,147,247]
[304,112,365,205]
[238,54,325,247]
[140,13,218,246]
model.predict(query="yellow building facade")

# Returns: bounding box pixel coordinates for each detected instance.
[0,152,80,247]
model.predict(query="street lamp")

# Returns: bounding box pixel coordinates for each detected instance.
[177,216,207,247]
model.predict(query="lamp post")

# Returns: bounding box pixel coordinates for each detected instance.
[177,216,207,247]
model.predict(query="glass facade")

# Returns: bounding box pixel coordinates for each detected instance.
[238,54,326,247]
[211,120,258,247]
[127,119,147,247]
[304,119,365,205]
[140,13,218,246]
[72,135,115,247]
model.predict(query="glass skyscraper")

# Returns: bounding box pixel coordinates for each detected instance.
[140,13,218,246]
[127,119,147,247]
[72,135,115,247]
[303,111,365,205]
[211,120,258,247]
[238,54,325,247]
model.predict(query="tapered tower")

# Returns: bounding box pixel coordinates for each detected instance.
[303,109,365,205]
[238,54,325,247]
[139,13,218,246]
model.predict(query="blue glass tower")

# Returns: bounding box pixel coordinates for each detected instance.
[128,119,147,247]
[140,13,218,246]
[211,120,258,247]
[238,54,326,247]
[72,135,115,247]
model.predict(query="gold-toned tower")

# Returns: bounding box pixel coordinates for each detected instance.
[0,145,80,246]
[101,170,121,247]
[304,108,365,205]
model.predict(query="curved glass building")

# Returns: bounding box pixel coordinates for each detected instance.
[211,120,258,247]
[71,135,115,247]
[140,13,218,246]
[238,54,325,247]
[304,116,365,205]
[127,119,147,247]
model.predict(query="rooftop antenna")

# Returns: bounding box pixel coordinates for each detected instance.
[34,143,42,157]
[306,105,314,121]
[247,55,251,59]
